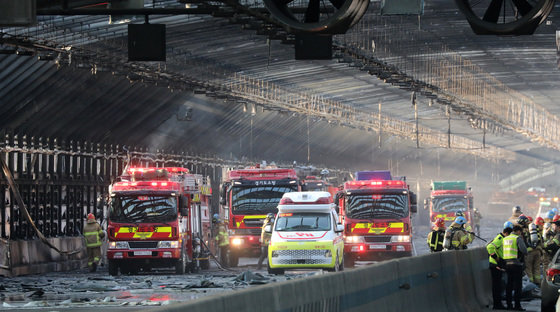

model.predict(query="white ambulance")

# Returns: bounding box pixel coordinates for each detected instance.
[266,191,344,274]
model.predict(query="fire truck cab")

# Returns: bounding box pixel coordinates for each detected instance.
[106,167,211,275]
[425,181,473,225]
[337,171,417,266]
[220,165,300,267]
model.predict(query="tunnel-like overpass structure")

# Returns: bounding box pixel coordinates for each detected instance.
[1,0,559,310]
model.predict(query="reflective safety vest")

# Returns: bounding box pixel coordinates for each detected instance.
[487,233,504,265]
[427,230,445,252]
[216,226,229,247]
[503,233,519,260]
[83,221,104,248]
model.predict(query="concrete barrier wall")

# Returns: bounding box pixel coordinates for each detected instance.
[0,237,87,277]
[151,247,492,312]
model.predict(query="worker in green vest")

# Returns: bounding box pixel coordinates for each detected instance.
[487,221,513,310]
[83,213,105,272]
[503,225,528,311]
[215,220,229,266]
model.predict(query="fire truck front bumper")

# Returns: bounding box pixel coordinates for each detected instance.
[344,242,413,261]
[228,236,261,256]
[107,248,181,260]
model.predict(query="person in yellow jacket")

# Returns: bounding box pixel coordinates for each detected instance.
[443,216,473,250]
[503,225,527,311]
[487,221,513,310]
[427,218,446,252]
[83,213,105,272]
[257,213,275,269]
[215,221,229,266]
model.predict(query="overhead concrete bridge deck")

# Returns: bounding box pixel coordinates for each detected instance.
[0,0,558,310]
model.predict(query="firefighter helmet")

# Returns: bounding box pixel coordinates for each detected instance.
[87,213,95,220]
[527,216,533,222]
[547,210,555,219]
[512,205,522,214]
[266,213,275,220]
[517,215,529,226]
[455,211,464,217]
[434,218,445,228]
[503,221,514,230]
[553,215,560,223]
[454,216,466,225]
[535,217,545,226]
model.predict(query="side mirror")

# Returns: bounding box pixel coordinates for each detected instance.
[180,195,189,216]
[264,224,272,233]
[410,204,418,214]
[180,207,189,216]
[409,191,417,206]
[220,183,229,206]
[336,224,344,233]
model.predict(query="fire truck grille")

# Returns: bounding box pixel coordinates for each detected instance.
[364,236,391,243]
[243,219,265,227]
[129,241,158,249]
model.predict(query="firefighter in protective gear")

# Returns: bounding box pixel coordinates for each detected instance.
[427,218,446,252]
[544,217,560,262]
[472,208,482,237]
[215,221,229,266]
[443,216,473,250]
[545,210,555,223]
[503,225,527,311]
[543,221,554,267]
[257,213,275,270]
[508,206,522,224]
[83,213,105,272]
[487,221,513,310]
[524,218,544,285]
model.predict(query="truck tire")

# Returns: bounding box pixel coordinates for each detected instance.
[108,260,118,276]
[175,248,186,275]
[228,251,239,267]
[200,259,210,270]
[344,254,355,268]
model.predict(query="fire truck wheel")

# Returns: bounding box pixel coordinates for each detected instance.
[108,260,118,276]
[200,259,210,270]
[175,249,186,275]
[227,252,239,267]
[343,254,355,268]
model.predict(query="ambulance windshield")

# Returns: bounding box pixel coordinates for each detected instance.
[110,195,177,223]
[346,193,408,219]
[231,185,298,215]
[275,213,331,231]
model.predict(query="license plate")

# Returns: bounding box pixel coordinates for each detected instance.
[369,245,386,250]
[134,251,152,256]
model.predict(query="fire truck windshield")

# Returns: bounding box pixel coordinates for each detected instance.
[110,195,178,223]
[302,182,325,192]
[275,213,331,231]
[231,185,298,215]
[346,193,409,219]
[432,196,467,213]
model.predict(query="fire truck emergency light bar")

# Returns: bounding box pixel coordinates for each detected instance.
[112,181,181,191]
[345,180,405,187]
[128,167,189,174]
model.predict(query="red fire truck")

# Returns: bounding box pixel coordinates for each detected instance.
[220,165,300,267]
[106,167,212,275]
[336,171,417,266]
[425,181,473,224]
